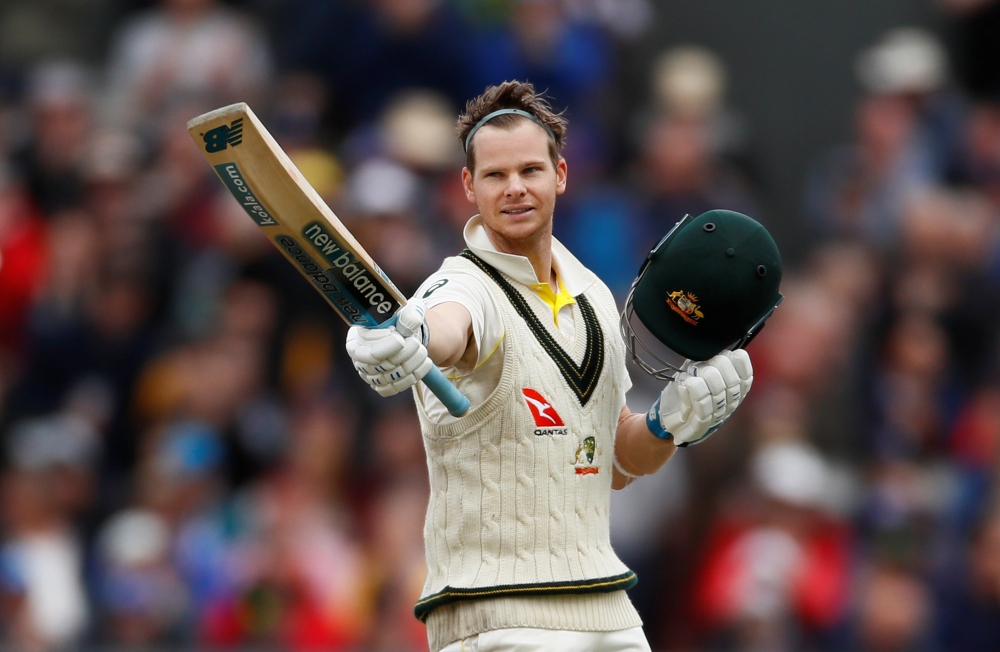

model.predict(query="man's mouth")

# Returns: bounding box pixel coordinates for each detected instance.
[501,206,533,215]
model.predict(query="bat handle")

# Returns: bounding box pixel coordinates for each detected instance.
[421,366,471,417]
[378,315,471,417]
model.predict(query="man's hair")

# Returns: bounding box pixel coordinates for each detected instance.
[457,80,568,171]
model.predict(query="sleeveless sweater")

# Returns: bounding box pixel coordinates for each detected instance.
[414,251,641,650]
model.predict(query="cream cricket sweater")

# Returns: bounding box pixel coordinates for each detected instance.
[414,250,642,651]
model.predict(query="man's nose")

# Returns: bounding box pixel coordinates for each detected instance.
[505,174,526,196]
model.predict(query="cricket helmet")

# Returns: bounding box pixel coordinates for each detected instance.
[620,210,783,379]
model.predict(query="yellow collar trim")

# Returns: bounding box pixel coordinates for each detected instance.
[530,276,576,327]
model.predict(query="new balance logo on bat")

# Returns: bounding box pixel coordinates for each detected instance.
[523,388,568,436]
[202,118,244,152]
[302,222,398,316]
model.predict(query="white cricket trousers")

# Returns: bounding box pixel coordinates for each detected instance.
[439,626,651,652]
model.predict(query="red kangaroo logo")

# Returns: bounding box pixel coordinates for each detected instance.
[522,389,565,427]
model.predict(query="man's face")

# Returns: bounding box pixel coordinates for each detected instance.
[462,120,567,247]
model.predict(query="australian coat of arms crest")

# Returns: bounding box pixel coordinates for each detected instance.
[666,290,704,325]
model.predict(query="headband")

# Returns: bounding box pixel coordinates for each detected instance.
[463,108,557,152]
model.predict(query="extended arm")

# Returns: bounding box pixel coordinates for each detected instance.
[345,298,477,397]
[425,302,475,368]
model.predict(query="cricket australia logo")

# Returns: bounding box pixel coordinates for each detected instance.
[666,290,704,325]
[203,117,244,153]
[522,388,568,436]
[574,436,599,475]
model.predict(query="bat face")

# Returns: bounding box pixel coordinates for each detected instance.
[187,103,403,327]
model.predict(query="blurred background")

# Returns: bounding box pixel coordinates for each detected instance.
[1,0,999,650]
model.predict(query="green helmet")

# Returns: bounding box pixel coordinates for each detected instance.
[620,210,783,379]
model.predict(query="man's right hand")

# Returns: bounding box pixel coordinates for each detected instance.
[346,302,433,397]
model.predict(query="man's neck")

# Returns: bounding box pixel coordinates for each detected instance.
[484,227,556,287]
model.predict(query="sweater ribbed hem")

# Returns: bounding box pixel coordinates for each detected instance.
[425,590,642,652]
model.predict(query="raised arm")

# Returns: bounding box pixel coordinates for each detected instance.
[612,406,676,489]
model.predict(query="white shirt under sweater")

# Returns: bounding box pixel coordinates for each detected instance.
[412,217,642,651]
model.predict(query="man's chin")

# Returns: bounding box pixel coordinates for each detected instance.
[483,216,550,248]
[500,221,545,241]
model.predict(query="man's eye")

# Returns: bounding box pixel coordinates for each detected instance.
[524,167,540,174]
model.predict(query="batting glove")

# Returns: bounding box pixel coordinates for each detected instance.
[345,299,433,397]
[646,349,753,446]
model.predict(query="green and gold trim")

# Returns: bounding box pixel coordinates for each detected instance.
[414,570,638,622]
[459,250,605,406]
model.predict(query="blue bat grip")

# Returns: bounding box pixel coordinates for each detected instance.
[376,314,470,417]
[421,367,471,417]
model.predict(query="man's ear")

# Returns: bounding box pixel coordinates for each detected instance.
[462,167,477,204]
[555,157,568,195]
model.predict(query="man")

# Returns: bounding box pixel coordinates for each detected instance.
[346,81,753,652]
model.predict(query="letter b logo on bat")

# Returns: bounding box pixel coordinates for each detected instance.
[203,118,244,152]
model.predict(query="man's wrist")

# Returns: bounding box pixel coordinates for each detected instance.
[613,454,641,479]
[645,397,673,440]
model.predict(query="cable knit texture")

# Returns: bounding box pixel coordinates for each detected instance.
[414,254,641,651]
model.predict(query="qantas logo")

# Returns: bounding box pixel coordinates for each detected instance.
[523,389,563,426]
[522,389,568,435]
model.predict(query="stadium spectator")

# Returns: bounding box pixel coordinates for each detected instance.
[103,0,274,132]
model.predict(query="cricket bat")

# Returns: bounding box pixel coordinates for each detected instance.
[187,103,470,417]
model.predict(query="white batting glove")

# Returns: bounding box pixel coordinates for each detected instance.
[345,299,433,397]
[646,349,753,446]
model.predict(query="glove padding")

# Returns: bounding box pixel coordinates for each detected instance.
[345,300,433,397]
[647,349,753,446]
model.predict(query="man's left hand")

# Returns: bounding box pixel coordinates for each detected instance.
[647,349,753,446]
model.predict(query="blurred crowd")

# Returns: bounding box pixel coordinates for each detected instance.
[0,0,999,650]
